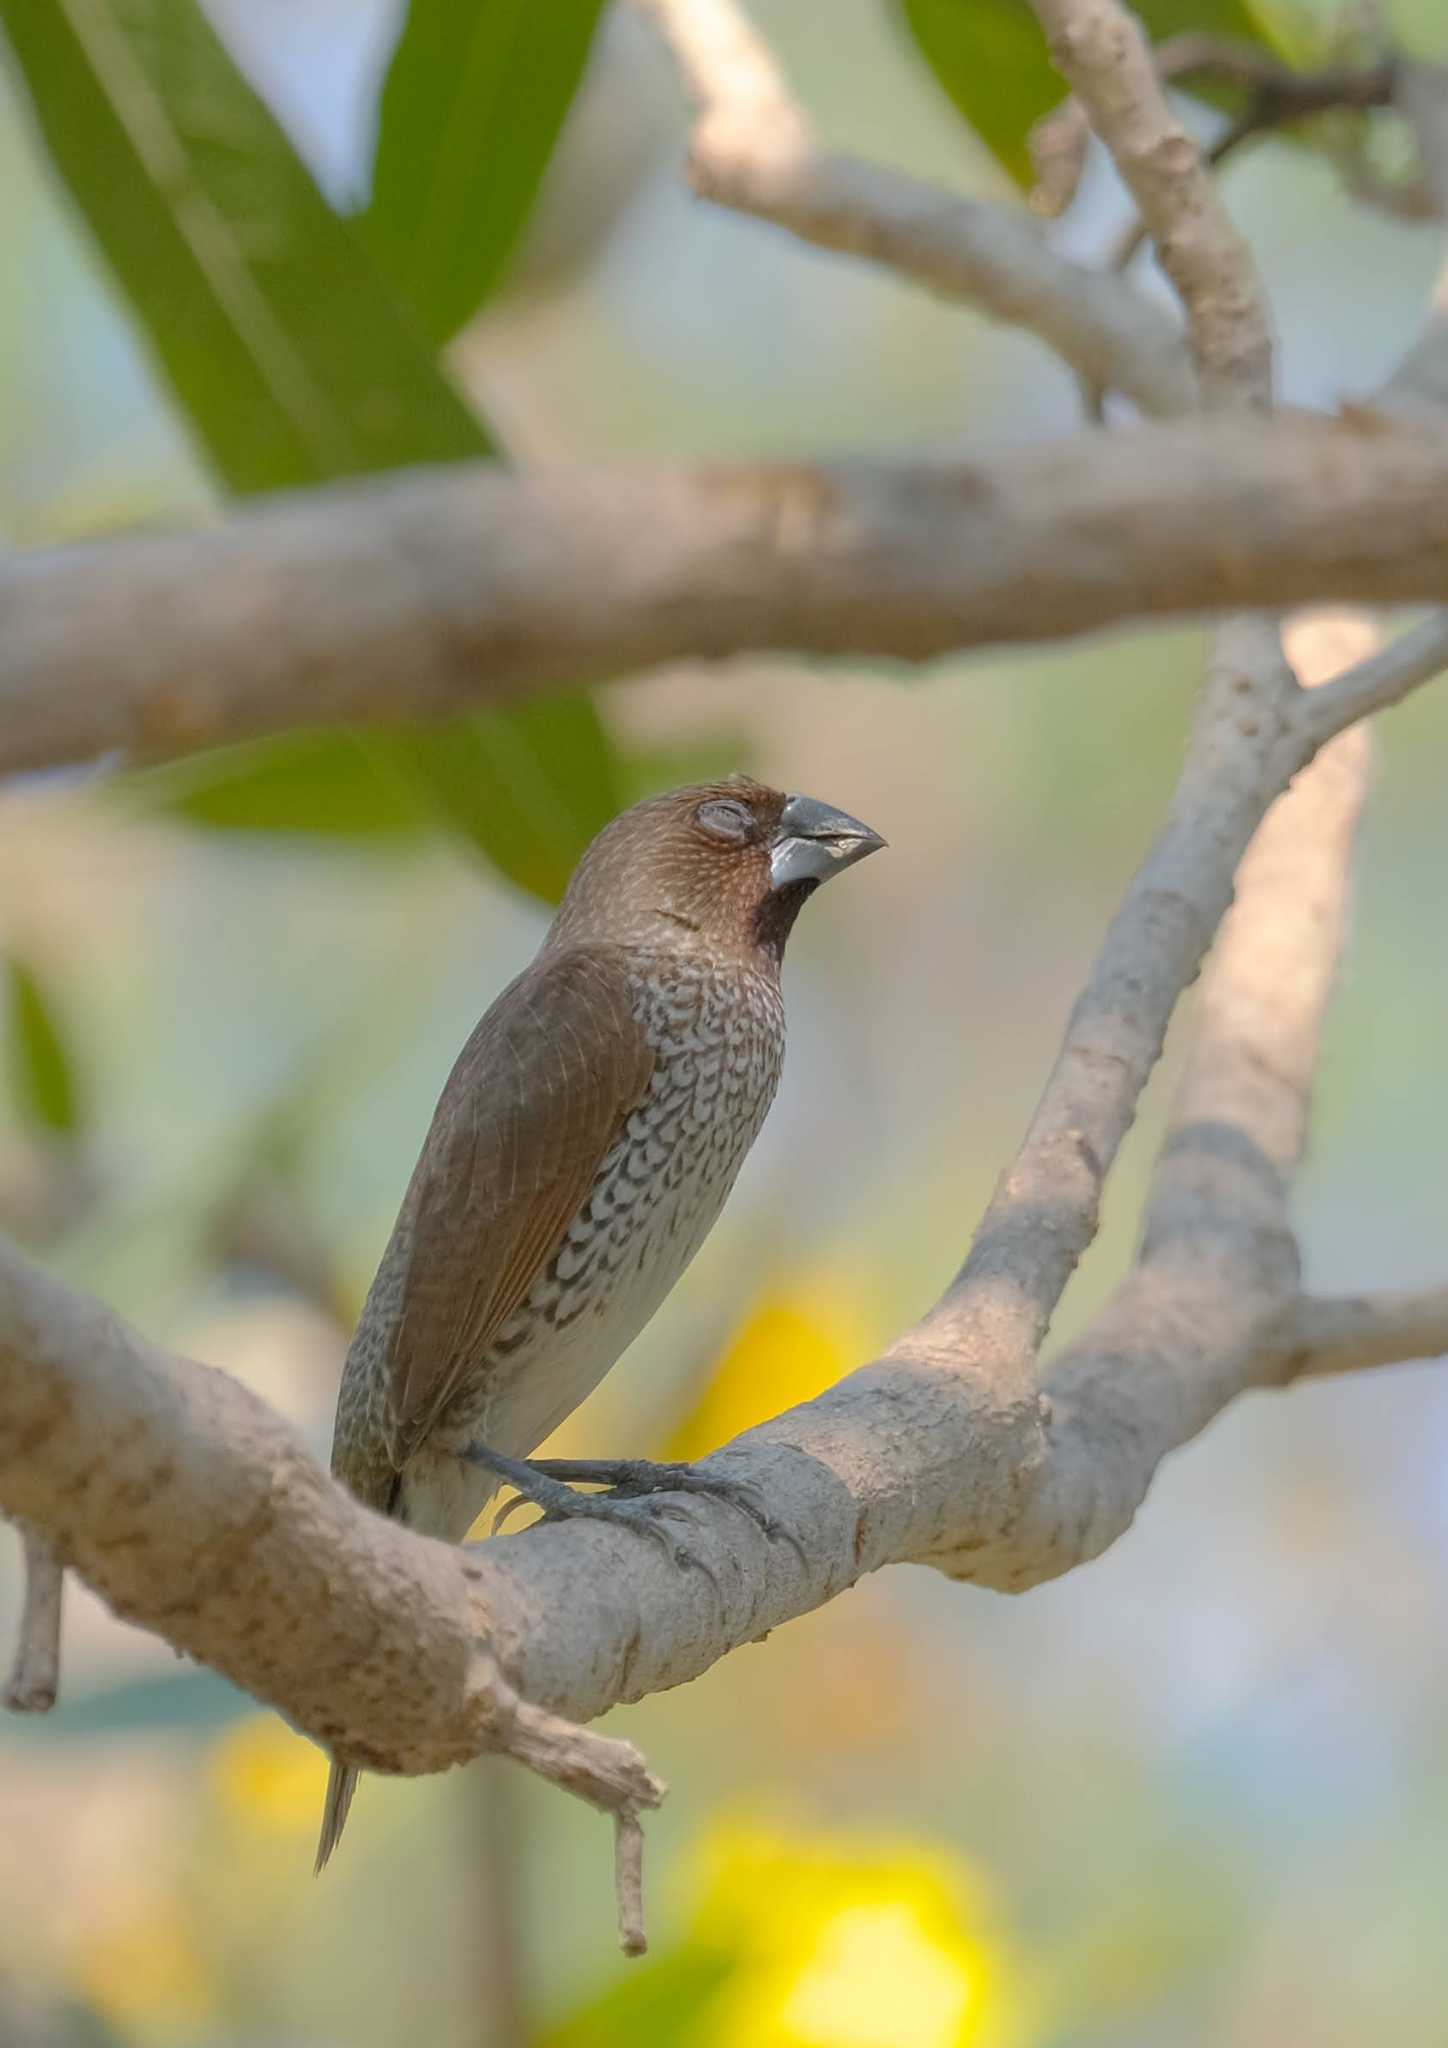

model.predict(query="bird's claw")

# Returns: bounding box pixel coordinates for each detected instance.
[471,1446,804,1588]
[487,1491,537,1537]
[529,1455,806,1568]
[470,1445,717,1584]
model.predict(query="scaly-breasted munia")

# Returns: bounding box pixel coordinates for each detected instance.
[317,778,883,1865]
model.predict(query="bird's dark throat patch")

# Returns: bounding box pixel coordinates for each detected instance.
[754,878,819,963]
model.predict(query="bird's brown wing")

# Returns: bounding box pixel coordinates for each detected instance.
[387,944,655,1447]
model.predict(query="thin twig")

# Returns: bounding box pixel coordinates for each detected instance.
[1030,0,1272,405]
[1079,108,1259,417]
[1103,48,1394,303]
[480,1656,665,1953]
[1107,109,1261,282]
[631,0,1194,415]
[1397,60,1448,218]
[1285,1285,1448,1379]
[1306,610,1448,739]
[614,1814,649,1958]
[4,1527,63,1712]
[1032,37,1394,220]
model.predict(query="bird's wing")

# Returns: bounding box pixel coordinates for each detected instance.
[387,944,655,1447]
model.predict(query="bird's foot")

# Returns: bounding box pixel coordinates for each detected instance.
[531,1456,804,1565]
[463,1444,709,1575]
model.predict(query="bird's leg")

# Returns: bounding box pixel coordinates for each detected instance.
[529,1457,803,1560]
[460,1442,709,1574]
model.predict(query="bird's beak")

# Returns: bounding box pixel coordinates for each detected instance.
[769,793,886,890]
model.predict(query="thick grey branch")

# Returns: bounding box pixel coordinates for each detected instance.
[1030,613,1375,1566]
[0,1235,660,1805]
[4,516,1443,1726]
[0,624,1439,1784]
[10,417,1448,780]
[2,1244,1443,1750]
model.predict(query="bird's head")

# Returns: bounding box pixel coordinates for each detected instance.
[546,777,885,967]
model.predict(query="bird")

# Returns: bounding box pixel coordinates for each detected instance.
[316,776,884,1868]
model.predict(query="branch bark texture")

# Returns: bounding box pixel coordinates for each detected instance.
[0,1240,662,1821]
[0,1211,1441,1747]
[8,417,1448,779]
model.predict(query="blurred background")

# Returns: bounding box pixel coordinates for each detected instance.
[3,0,1448,2042]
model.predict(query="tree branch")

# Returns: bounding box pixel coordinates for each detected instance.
[0,1235,663,1942]
[631,0,1194,416]
[11,417,1448,779]
[1285,1285,1448,1379]
[1,577,1441,1940]
[4,1528,62,1712]
[2,1216,1443,1740]
[1030,0,1271,404]
[1030,612,1375,1565]
[1030,38,1395,223]
[1305,610,1448,738]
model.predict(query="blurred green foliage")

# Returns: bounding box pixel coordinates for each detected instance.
[3,952,83,1138]
[363,0,612,343]
[0,0,494,488]
[0,0,621,906]
[123,733,439,842]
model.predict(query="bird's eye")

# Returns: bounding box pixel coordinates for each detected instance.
[695,798,754,844]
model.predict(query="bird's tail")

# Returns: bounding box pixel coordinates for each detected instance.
[314,1460,493,1874]
[316,1757,359,1873]
[314,1461,395,1875]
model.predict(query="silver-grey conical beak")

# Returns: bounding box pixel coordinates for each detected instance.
[770,793,886,890]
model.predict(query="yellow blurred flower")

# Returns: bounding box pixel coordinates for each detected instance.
[74,1897,213,2042]
[661,1283,875,1462]
[690,1815,1020,2048]
[208,1713,330,1836]
[777,1904,977,2048]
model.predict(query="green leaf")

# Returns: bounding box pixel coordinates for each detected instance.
[901,0,1067,188]
[0,0,494,492]
[1377,0,1448,59]
[119,730,435,840]
[538,1941,735,2048]
[118,710,626,903]
[4,953,83,1138]
[0,0,627,905]
[364,0,611,344]
[388,699,625,904]
[900,0,1307,190]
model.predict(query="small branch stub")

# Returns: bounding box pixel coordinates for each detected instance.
[615,1813,649,1958]
[5,1528,64,1713]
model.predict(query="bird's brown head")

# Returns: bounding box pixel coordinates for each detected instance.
[545,777,885,967]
